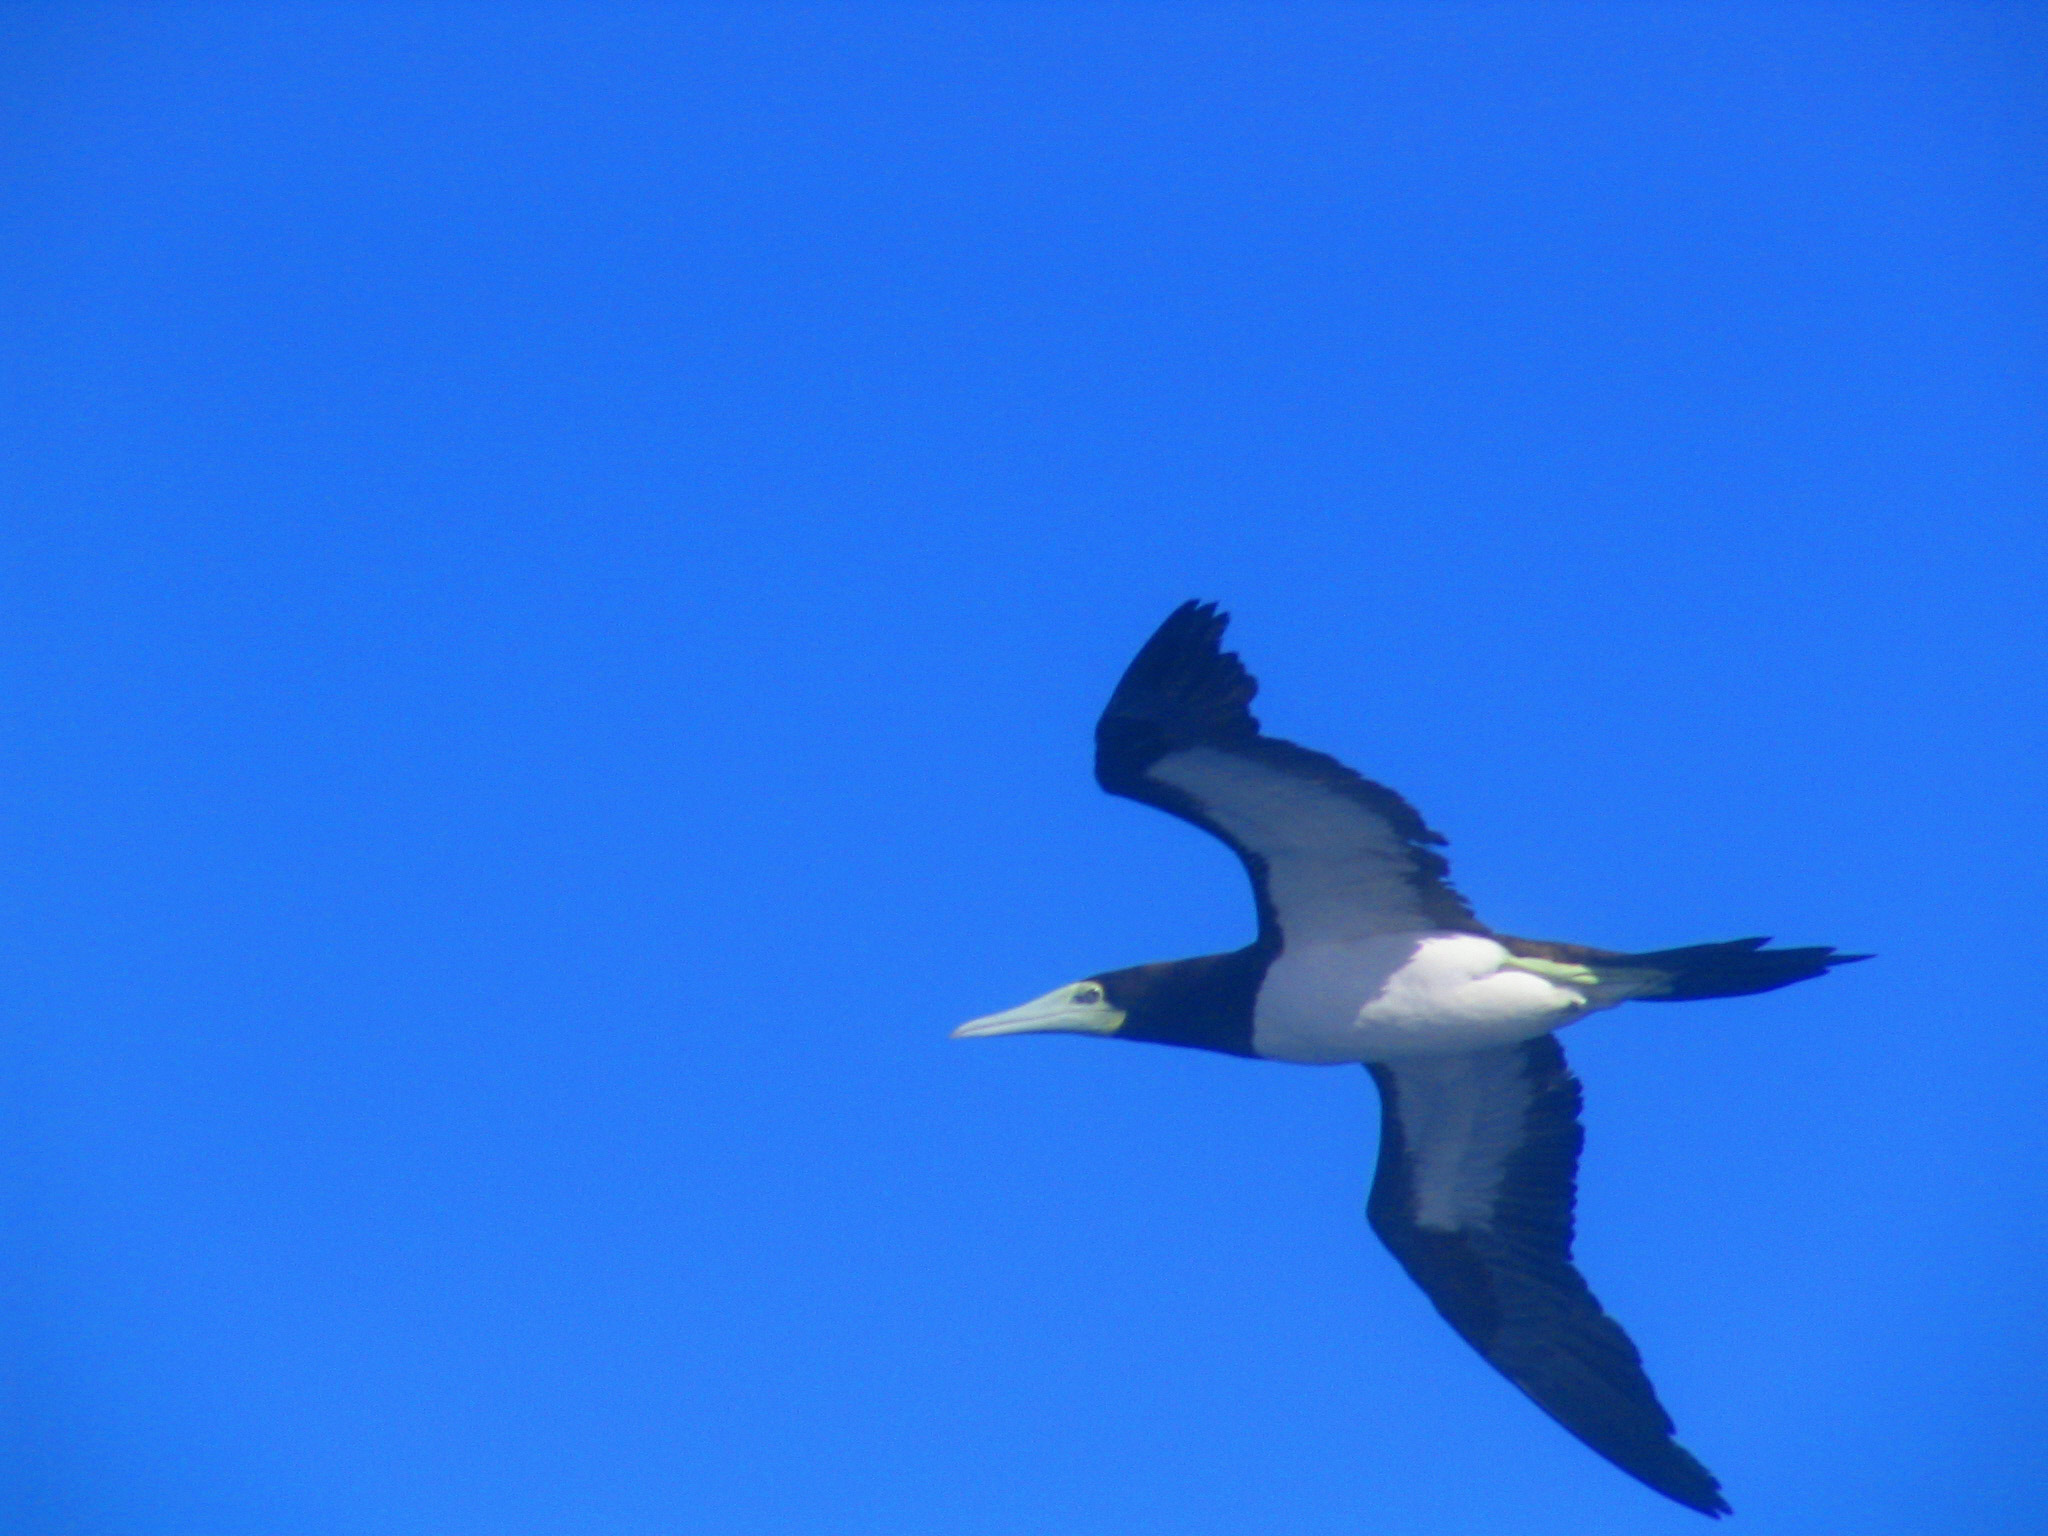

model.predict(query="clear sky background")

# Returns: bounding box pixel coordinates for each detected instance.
[6,6,2044,1534]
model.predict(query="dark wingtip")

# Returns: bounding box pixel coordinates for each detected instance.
[1688,1473,1733,1518]
[1155,598,1230,649]
[1605,1433,1730,1518]
[1644,1454,1731,1519]
[1097,601,1261,777]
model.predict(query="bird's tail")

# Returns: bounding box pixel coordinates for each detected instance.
[1614,937,1870,1002]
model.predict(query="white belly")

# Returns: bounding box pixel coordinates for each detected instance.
[1251,933,1592,1064]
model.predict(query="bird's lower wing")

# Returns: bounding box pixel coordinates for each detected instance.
[1366,1039,1729,1517]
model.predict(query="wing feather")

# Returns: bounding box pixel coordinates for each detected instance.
[1366,1039,1730,1517]
[1095,602,1485,944]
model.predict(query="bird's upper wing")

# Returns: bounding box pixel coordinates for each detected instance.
[1366,1038,1729,1518]
[1094,602,1486,946]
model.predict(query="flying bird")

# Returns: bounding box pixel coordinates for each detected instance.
[954,601,1865,1518]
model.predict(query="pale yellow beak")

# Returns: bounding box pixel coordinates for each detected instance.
[952,983,1125,1040]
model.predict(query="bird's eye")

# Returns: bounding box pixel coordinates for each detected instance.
[1074,985,1103,1005]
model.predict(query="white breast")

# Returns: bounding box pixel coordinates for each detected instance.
[1251,933,1590,1063]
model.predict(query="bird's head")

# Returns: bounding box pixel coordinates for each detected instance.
[951,950,1265,1057]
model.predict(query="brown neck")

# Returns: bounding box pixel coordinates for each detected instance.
[1093,946,1272,1058]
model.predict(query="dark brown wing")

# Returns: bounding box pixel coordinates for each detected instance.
[1367,1038,1729,1518]
[1094,602,1486,946]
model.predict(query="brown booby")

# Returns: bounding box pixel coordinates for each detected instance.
[955,601,1866,1517]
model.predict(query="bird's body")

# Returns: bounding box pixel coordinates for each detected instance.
[1254,932,1594,1062]
[954,602,1866,1519]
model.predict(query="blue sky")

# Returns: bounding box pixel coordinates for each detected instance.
[6,6,2044,1533]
